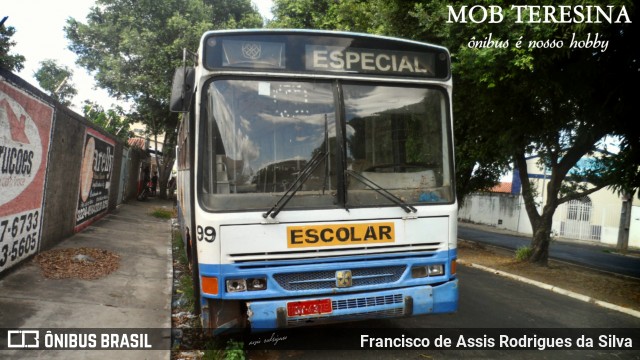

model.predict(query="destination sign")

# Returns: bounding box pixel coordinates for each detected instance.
[221,39,285,69]
[203,32,450,79]
[306,45,435,76]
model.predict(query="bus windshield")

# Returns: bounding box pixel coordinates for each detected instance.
[198,78,453,212]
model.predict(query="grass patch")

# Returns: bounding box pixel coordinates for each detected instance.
[222,340,245,360]
[172,232,189,267]
[172,233,194,312]
[179,273,195,313]
[172,231,246,359]
[515,246,533,262]
[151,207,174,219]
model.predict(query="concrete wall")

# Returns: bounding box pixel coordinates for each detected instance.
[458,193,532,234]
[123,147,147,202]
[0,69,137,274]
[39,105,125,247]
[631,206,640,248]
[459,191,639,248]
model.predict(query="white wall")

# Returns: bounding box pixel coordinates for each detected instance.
[459,192,639,249]
[459,193,532,235]
[629,206,640,248]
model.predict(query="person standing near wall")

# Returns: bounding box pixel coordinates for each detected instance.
[151,171,158,196]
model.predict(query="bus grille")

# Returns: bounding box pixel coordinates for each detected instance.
[273,266,405,291]
[286,294,405,327]
[333,294,403,310]
[228,242,443,264]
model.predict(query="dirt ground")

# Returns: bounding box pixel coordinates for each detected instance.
[458,239,640,312]
[34,247,120,280]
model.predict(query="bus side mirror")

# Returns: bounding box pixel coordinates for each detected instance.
[170,66,195,113]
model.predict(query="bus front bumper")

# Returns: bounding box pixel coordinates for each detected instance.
[246,279,457,330]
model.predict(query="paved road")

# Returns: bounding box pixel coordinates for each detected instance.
[0,199,172,359]
[245,266,640,358]
[458,224,640,279]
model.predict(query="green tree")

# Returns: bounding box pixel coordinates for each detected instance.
[269,0,330,28]
[269,0,379,30]
[271,0,639,265]
[83,101,131,142]
[204,0,263,28]
[415,0,638,265]
[65,0,262,199]
[33,59,77,106]
[0,17,26,72]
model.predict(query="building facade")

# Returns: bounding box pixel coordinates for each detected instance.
[459,154,639,248]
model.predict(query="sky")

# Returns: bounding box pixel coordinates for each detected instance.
[3,0,274,113]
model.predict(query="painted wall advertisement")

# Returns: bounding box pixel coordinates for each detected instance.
[75,128,115,231]
[0,80,54,273]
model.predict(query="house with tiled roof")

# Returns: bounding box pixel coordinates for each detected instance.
[459,153,639,248]
[488,182,512,194]
[127,136,146,150]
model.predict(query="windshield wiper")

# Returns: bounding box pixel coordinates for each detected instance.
[346,170,417,213]
[263,150,328,219]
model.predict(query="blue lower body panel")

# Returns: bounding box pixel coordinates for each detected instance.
[247,279,457,329]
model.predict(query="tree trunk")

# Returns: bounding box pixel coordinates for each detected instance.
[617,192,632,254]
[529,212,554,265]
[156,159,174,200]
[515,151,558,267]
[152,122,177,200]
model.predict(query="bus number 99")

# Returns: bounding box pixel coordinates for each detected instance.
[196,225,216,242]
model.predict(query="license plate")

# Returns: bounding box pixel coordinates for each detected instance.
[287,298,332,317]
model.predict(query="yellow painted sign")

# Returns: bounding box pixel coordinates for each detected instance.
[287,222,395,248]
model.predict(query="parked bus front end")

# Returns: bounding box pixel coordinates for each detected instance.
[172,30,457,333]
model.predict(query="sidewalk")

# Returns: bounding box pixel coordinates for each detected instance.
[458,221,640,279]
[0,198,173,359]
[459,221,640,255]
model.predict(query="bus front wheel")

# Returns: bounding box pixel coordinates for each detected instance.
[203,299,246,335]
[187,231,201,316]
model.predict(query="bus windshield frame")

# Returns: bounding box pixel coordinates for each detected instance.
[197,76,454,213]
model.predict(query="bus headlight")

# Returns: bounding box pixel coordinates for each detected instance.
[427,264,444,276]
[226,277,267,292]
[411,264,444,278]
[247,278,267,291]
[226,279,247,292]
[411,266,428,278]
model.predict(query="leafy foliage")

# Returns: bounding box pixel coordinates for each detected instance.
[204,0,263,28]
[83,101,131,141]
[0,18,25,72]
[268,0,332,28]
[33,59,77,106]
[65,0,262,199]
[270,0,639,264]
[417,1,637,264]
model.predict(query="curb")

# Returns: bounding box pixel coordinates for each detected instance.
[459,260,640,319]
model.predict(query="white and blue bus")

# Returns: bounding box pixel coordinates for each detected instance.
[170,29,457,333]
